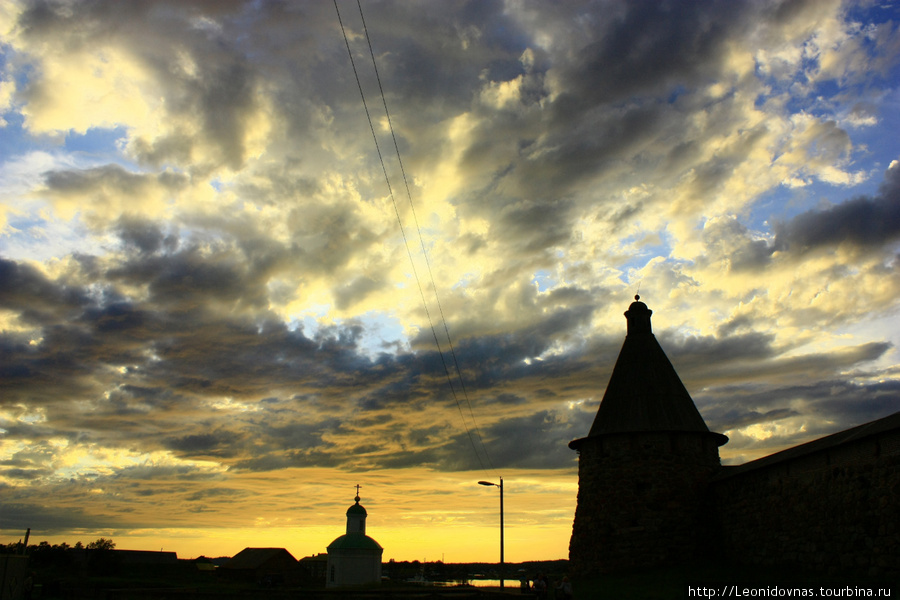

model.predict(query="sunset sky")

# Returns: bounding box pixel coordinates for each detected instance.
[2,0,900,563]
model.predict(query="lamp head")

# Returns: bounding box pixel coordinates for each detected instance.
[478,480,496,486]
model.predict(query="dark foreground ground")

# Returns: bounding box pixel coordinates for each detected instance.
[575,562,897,599]
[7,555,897,599]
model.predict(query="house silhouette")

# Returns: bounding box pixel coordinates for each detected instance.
[219,547,297,585]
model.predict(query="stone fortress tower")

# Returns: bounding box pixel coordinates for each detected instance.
[326,488,384,587]
[568,296,728,576]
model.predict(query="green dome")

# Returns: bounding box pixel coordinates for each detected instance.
[327,532,383,551]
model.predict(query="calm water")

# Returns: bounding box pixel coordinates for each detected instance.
[435,579,523,588]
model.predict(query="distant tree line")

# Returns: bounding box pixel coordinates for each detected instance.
[1,537,116,556]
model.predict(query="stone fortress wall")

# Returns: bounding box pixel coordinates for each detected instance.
[713,412,900,577]
[569,432,722,575]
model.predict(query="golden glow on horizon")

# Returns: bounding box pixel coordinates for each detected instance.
[9,468,576,562]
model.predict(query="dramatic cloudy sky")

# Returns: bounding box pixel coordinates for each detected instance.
[2,0,900,562]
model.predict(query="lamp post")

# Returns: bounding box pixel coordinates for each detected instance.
[478,478,504,588]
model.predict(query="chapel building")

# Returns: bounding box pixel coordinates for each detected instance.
[326,490,383,587]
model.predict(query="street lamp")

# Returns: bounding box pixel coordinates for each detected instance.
[478,478,504,588]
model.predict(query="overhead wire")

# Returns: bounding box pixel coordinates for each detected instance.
[352,0,498,476]
[333,0,498,477]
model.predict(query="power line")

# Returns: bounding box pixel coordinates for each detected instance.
[334,0,497,476]
[352,0,497,475]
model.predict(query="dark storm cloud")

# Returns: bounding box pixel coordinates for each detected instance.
[356,372,432,412]
[1,236,365,412]
[551,1,749,113]
[116,246,264,309]
[4,234,606,474]
[12,215,886,474]
[709,408,802,432]
[412,304,597,389]
[667,331,775,367]
[491,100,669,207]
[164,432,237,458]
[1,468,54,481]
[696,377,900,460]
[185,487,248,502]
[42,165,187,200]
[194,61,259,170]
[109,463,225,483]
[482,409,585,470]
[684,338,891,391]
[229,448,345,472]
[0,499,120,533]
[494,197,577,253]
[448,1,782,251]
[701,378,900,436]
[488,393,527,406]
[396,407,589,472]
[547,0,830,117]
[773,163,900,253]
[695,349,895,424]
[357,0,519,110]
[115,218,175,255]
[0,260,117,403]
[0,257,88,321]
[697,163,900,271]
[19,0,270,170]
[333,275,385,310]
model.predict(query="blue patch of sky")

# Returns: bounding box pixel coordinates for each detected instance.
[355,311,409,358]
[845,2,900,26]
[290,310,409,359]
[64,126,128,156]
[1,45,136,170]
[780,85,818,117]
[1,120,134,170]
[667,84,687,105]
[753,92,767,110]
[847,122,900,198]
[0,112,36,162]
[531,269,557,292]
[0,50,41,161]
[744,153,893,237]
[752,49,867,120]
[1,211,105,261]
[615,233,673,282]
[744,185,814,234]
[63,126,146,176]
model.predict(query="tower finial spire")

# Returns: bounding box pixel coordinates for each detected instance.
[355,484,361,503]
[625,295,652,336]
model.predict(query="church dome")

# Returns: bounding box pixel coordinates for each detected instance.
[327,533,383,551]
[347,503,367,516]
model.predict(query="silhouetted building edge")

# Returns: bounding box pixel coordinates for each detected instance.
[568,296,727,576]
[568,297,899,578]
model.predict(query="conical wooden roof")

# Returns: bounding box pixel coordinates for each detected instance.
[570,297,727,449]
